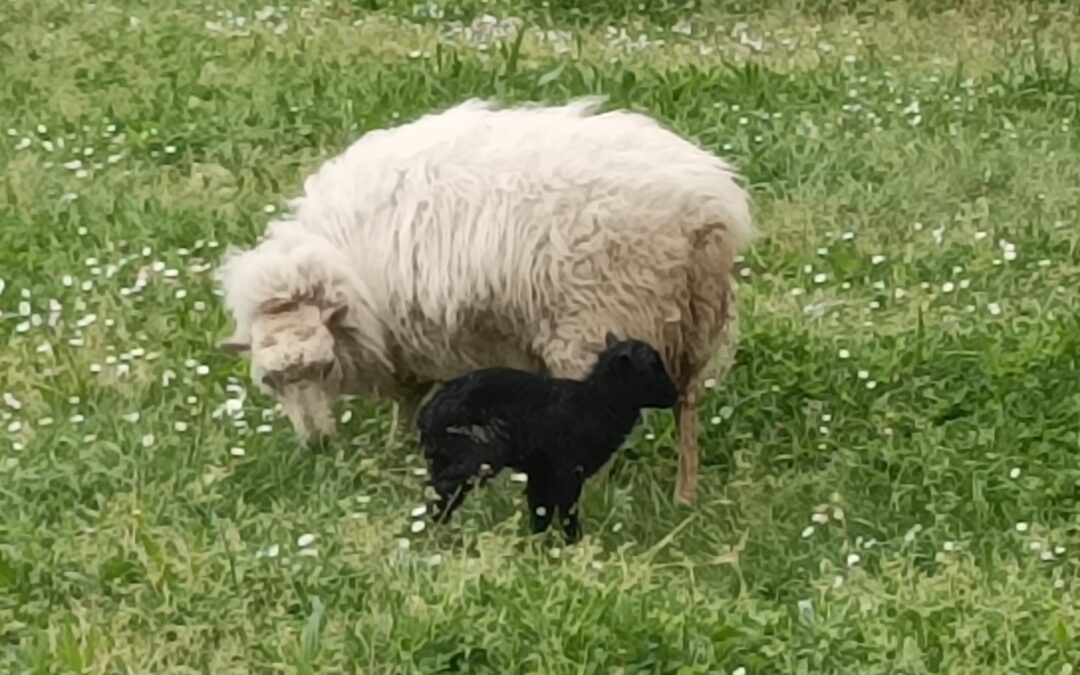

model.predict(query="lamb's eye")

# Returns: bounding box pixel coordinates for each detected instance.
[319,361,335,379]
[261,372,281,389]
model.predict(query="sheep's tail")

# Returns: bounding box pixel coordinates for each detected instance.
[677,202,753,386]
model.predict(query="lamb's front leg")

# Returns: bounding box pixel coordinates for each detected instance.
[431,478,472,524]
[527,472,586,543]
[525,476,557,535]
[427,455,479,524]
[555,477,585,544]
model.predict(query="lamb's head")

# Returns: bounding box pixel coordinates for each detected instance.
[594,333,680,410]
[220,297,348,442]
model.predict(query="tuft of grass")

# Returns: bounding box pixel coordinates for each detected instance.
[1,0,1079,672]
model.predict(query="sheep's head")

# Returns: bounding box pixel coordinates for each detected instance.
[220,297,347,443]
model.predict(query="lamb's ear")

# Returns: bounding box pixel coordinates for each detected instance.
[604,332,620,350]
[321,303,348,326]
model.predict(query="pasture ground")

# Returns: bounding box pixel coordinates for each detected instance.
[1,0,1079,672]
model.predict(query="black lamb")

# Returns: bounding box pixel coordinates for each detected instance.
[416,333,679,543]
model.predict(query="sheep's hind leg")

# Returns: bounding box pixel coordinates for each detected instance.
[674,380,702,505]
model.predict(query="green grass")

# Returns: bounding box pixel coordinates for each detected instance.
[2,0,1079,672]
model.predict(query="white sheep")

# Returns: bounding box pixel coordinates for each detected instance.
[216,97,755,503]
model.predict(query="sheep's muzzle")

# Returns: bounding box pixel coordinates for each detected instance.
[276,379,337,444]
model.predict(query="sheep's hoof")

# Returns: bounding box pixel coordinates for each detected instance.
[385,402,402,448]
[674,480,698,505]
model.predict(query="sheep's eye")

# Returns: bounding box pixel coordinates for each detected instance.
[319,361,335,379]
[261,372,281,389]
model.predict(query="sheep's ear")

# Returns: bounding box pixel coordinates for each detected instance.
[321,303,348,326]
[218,335,251,353]
[260,297,299,315]
[604,332,620,350]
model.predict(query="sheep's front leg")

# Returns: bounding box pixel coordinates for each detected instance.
[386,384,431,449]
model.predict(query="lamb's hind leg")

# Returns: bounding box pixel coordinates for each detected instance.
[525,474,558,535]
[555,477,586,544]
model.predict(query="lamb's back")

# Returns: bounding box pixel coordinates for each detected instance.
[418,369,568,434]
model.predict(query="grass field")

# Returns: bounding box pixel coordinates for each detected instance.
[2,0,1079,672]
